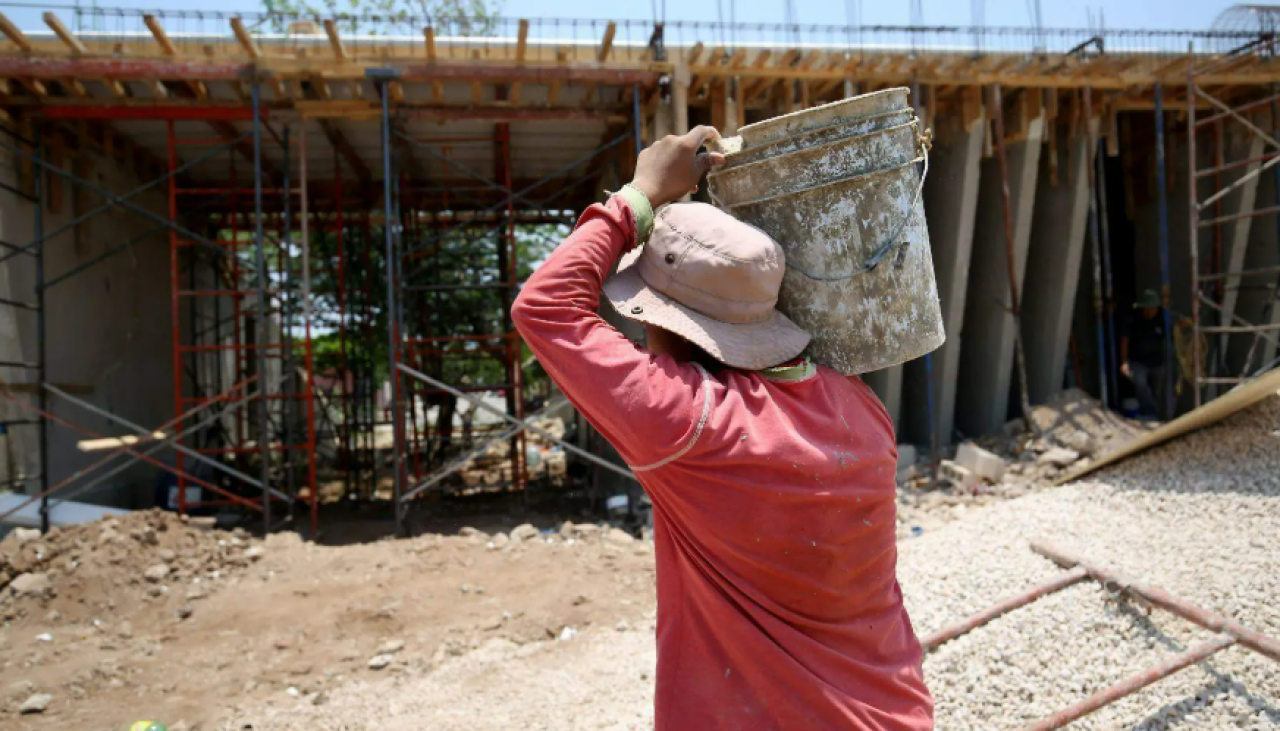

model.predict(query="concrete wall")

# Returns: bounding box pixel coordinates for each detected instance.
[901,116,985,445]
[954,118,1045,437]
[0,137,173,507]
[1022,122,1098,403]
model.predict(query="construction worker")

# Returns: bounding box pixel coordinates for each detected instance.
[1121,288,1167,420]
[512,126,933,730]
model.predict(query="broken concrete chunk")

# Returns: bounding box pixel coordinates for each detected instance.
[143,564,171,583]
[508,524,540,543]
[19,693,52,714]
[955,442,1007,483]
[938,460,980,492]
[9,572,53,598]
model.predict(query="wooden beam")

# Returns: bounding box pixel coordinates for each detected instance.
[424,26,438,60]
[61,78,88,98]
[317,118,371,185]
[230,17,260,59]
[423,27,443,101]
[44,13,87,55]
[102,78,128,98]
[143,15,178,56]
[323,19,348,61]
[598,22,616,62]
[516,19,529,62]
[511,19,530,105]
[685,42,705,66]
[0,13,32,53]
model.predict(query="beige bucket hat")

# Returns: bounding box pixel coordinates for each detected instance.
[603,202,811,371]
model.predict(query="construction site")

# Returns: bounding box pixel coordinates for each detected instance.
[0,2,1277,729]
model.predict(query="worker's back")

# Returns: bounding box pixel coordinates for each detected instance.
[639,362,932,731]
[511,193,934,730]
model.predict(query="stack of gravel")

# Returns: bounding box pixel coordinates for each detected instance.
[900,394,1280,730]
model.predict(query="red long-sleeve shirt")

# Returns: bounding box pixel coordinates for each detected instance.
[512,195,933,731]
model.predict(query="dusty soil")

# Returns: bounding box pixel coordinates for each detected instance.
[0,517,655,730]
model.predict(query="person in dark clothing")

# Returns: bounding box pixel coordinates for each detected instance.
[1121,289,1167,419]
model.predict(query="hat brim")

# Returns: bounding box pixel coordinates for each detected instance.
[602,251,811,371]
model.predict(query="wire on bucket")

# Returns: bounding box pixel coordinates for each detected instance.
[781,117,932,282]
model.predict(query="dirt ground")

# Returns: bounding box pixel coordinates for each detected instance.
[0,391,1269,731]
[0,514,656,730]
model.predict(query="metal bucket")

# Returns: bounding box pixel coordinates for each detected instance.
[707,88,945,375]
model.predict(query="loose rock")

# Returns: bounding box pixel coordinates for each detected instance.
[143,564,171,583]
[19,693,52,714]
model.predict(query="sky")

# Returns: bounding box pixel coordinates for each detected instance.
[1,0,1249,32]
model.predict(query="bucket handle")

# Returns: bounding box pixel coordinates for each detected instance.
[783,121,933,282]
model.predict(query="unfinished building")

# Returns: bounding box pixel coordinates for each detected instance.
[0,8,1277,534]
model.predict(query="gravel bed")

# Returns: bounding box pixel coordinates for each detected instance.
[901,394,1280,730]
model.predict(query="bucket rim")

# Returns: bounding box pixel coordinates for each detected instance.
[735,87,912,146]
[721,151,922,211]
[714,108,916,169]
[708,119,920,185]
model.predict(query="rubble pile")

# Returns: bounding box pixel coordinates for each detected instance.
[0,509,263,623]
[976,388,1149,486]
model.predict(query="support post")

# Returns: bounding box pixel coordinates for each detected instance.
[1083,90,1110,407]
[956,86,1043,437]
[905,113,984,447]
[378,74,406,534]
[33,124,48,532]
[1023,114,1098,403]
[252,79,272,531]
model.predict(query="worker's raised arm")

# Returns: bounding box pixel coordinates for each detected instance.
[512,128,725,470]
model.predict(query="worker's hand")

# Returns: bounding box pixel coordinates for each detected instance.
[630,126,727,208]
[1121,361,1132,378]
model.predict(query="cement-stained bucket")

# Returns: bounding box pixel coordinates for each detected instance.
[707,88,945,375]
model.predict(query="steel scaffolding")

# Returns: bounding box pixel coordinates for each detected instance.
[1187,36,1280,406]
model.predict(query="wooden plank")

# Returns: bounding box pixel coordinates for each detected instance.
[143,15,178,56]
[598,22,616,62]
[43,13,87,55]
[516,19,529,62]
[1061,367,1280,483]
[316,118,370,185]
[686,42,705,66]
[323,19,348,61]
[61,78,88,98]
[0,13,33,53]
[423,27,443,101]
[424,26,437,61]
[230,17,260,59]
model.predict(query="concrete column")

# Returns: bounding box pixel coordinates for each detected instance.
[1218,134,1265,382]
[955,116,1045,437]
[901,116,986,445]
[1021,120,1099,403]
[862,365,903,428]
